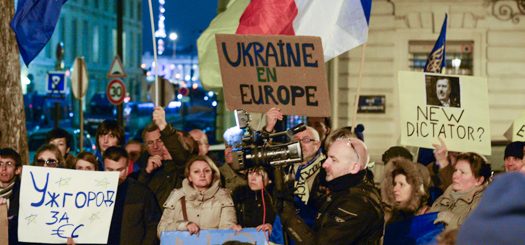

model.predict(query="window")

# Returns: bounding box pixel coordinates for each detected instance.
[82,20,89,61]
[72,19,78,56]
[409,40,474,75]
[93,25,99,63]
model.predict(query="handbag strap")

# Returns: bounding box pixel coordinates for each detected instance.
[180,196,188,221]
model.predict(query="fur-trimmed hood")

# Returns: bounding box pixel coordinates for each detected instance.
[381,157,430,213]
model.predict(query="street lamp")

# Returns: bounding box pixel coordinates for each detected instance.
[169,32,178,59]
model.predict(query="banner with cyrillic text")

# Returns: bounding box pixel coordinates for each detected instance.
[160,228,267,244]
[398,71,491,155]
[216,34,330,117]
[18,166,119,244]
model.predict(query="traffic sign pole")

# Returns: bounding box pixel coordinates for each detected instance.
[79,58,84,150]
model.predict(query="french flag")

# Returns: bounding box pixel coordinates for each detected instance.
[237,0,372,61]
[197,0,372,88]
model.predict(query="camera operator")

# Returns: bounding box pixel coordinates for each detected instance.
[263,108,326,228]
[280,127,384,245]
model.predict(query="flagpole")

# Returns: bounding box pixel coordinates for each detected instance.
[351,43,367,132]
[147,0,159,106]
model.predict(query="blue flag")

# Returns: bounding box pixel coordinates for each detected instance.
[417,14,448,165]
[384,212,445,245]
[424,14,447,73]
[10,0,68,66]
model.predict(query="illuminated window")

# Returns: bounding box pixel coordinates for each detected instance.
[409,40,474,75]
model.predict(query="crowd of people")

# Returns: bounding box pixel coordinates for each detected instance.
[1,106,525,245]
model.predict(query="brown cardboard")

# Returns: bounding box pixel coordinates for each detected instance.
[216,34,331,117]
[0,204,8,245]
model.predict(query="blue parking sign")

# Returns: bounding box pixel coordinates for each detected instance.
[46,71,67,94]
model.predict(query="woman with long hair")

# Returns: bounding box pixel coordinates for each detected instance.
[157,155,239,236]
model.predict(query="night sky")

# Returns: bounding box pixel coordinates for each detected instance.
[142,0,218,55]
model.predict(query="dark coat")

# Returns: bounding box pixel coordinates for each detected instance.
[282,170,384,245]
[108,178,161,245]
[137,124,193,207]
[381,157,430,224]
[232,185,276,228]
[7,177,20,245]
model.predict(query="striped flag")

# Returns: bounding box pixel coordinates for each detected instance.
[197,0,372,89]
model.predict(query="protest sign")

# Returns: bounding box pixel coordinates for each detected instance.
[504,113,525,141]
[398,71,491,155]
[216,34,331,117]
[160,228,267,244]
[1,204,7,245]
[18,166,119,244]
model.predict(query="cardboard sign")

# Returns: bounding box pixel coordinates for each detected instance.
[398,71,491,155]
[160,228,267,244]
[18,166,119,244]
[0,204,7,245]
[216,34,331,117]
[504,114,525,141]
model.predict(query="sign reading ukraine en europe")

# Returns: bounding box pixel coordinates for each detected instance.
[18,166,119,244]
[398,71,491,155]
[216,34,331,117]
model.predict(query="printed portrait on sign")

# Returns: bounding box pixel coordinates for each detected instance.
[425,75,461,108]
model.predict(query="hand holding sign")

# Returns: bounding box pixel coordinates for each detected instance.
[264,107,283,132]
[153,106,167,131]
[186,222,200,235]
[432,138,450,169]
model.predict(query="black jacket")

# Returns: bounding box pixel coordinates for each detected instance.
[108,178,161,245]
[232,185,276,228]
[282,170,384,245]
[137,124,193,207]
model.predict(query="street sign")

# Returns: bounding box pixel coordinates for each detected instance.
[46,71,67,97]
[148,78,174,107]
[71,57,89,99]
[178,87,189,97]
[106,79,126,105]
[107,55,127,78]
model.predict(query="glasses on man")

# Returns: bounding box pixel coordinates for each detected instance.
[297,137,317,144]
[146,138,164,147]
[36,159,59,167]
[0,161,16,169]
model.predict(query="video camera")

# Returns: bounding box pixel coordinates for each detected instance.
[230,109,305,170]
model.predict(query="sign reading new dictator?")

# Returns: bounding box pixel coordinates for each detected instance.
[398,71,491,155]
[216,34,331,117]
[18,166,119,244]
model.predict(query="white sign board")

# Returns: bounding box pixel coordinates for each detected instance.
[18,166,119,244]
[398,71,491,155]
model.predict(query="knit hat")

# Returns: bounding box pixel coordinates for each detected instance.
[457,172,525,244]
[503,141,524,160]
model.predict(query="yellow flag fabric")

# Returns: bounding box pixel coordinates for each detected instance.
[197,0,250,89]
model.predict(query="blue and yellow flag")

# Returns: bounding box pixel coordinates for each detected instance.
[10,0,68,66]
[424,14,447,73]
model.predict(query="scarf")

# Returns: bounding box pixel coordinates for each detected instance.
[0,181,15,200]
[294,151,326,204]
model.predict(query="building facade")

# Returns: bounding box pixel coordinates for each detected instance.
[23,0,144,104]
[330,0,525,169]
